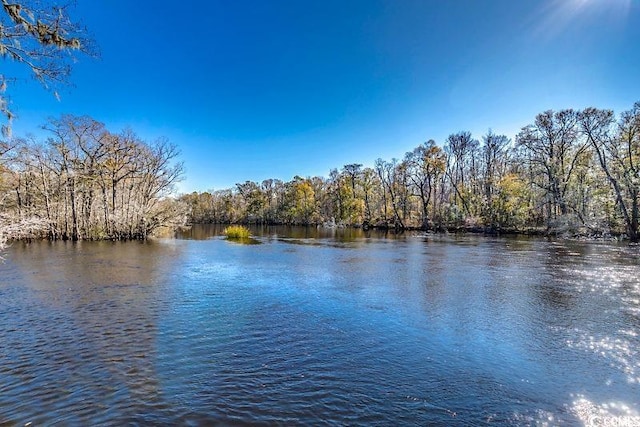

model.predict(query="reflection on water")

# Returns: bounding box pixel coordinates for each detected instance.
[1,227,639,425]
[177,223,406,242]
[0,240,184,424]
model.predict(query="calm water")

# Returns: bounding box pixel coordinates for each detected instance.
[1,225,639,425]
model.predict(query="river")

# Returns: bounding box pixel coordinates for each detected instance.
[1,225,639,425]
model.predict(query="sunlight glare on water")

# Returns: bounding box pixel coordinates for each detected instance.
[570,395,640,427]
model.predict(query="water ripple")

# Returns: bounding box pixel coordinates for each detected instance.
[1,235,639,425]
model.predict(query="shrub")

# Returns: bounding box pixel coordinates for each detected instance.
[223,225,251,239]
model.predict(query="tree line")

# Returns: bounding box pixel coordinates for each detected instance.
[0,115,185,241]
[181,102,640,241]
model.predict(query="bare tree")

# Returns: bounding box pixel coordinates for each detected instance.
[480,130,511,226]
[444,131,479,221]
[375,158,406,229]
[404,140,446,227]
[1,0,92,134]
[580,105,640,241]
[516,110,587,226]
[360,167,379,223]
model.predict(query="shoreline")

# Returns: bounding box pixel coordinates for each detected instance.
[180,222,631,243]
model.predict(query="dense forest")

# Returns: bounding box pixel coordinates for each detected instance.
[181,103,640,241]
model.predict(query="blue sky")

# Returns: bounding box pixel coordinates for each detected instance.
[6,0,640,192]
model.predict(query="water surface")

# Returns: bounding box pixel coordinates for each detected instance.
[1,226,639,425]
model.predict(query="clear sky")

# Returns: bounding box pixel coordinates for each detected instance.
[6,0,640,193]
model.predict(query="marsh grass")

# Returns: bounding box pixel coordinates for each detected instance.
[223,225,251,240]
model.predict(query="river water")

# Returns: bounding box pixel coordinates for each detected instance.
[1,225,639,425]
